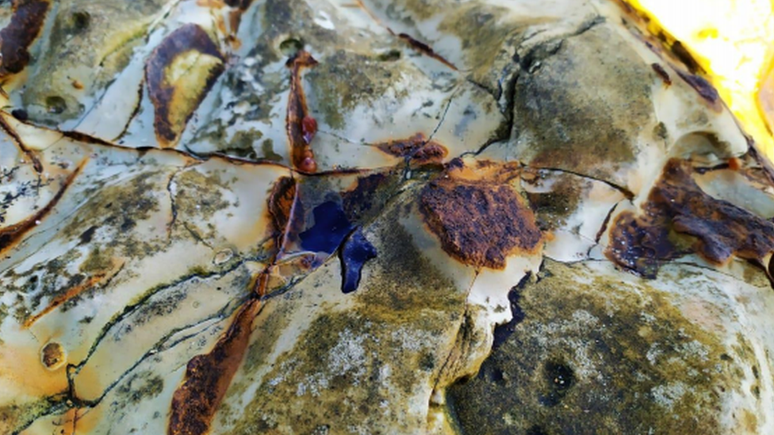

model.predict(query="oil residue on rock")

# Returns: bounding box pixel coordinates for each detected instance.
[299,200,353,254]
[339,228,377,294]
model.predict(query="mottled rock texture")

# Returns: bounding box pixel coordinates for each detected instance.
[1,0,774,434]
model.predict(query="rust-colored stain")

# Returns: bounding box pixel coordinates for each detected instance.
[286,50,319,173]
[398,33,458,71]
[40,341,65,370]
[267,176,302,257]
[0,158,87,255]
[23,257,125,328]
[145,24,225,148]
[606,158,774,278]
[0,0,50,77]
[651,63,671,86]
[420,159,542,269]
[168,297,261,435]
[375,133,448,164]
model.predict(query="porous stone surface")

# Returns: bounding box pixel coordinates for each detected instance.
[1,0,774,434]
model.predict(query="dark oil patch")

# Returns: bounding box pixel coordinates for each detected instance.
[651,63,671,85]
[676,70,720,107]
[670,40,702,74]
[341,173,389,222]
[419,161,542,269]
[0,0,50,77]
[299,200,352,254]
[374,133,448,164]
[339,228,377,294]
[145,24,225,147]
[606,159,774,278]
[285,50,318,173]
[492,274,530,349]
[168,298,261,435]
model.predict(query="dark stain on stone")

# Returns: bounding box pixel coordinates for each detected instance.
[420,161,542,269]
[78,225,97,245]
[285,50,319,173]
[41,341,64,369]
[145,23,225,147]
[11,108,28,121]
[341,173,388,222]
[397,33,457,70]
[671,40,702,74]
[651,63,671,85]
[0,0,50,77]
[168,298,261,435]
[606,159,774,278]
[676,70,720,107]
[375,133,448,164]
[492,273,530,349]
[339,228,377,294]
[267,176,302,253]
[299,200,353,254]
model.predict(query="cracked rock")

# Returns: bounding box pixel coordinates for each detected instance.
[1,0,774,434]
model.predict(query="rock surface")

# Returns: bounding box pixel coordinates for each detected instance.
[1,0,774,434]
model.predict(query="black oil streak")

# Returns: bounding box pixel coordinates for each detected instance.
[339,228,377,294]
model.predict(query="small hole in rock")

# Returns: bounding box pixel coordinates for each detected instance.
[545,361,574,392]
[46,96,67,115]
[376,49,401,62]
[71,11,90,31]
[526,425,548,435]
[11,108,28,121]
[279,38,303,56]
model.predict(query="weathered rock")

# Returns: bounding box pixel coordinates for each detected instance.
[1,0,774,434]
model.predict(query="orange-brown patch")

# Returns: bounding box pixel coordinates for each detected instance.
[375,133,448,164]
[420,160,542,269]
[285,51,318,173]
[145,24,225,147]
[168,298,261,435]
[606,159,774,278]
[0,0,50,78]
[266,176,303,257]
[41,342,65,370]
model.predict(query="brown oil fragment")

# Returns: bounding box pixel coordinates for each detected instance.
[168,297,261,435]
[398,33,458,70]
[651,63,671,85]
[375,133,448,164]
[146,24,225,148]
[0,0,50,78]
[41,342,66,370]
[286,50,318,173]
[420,159,542,269]
[606,159,774,278]
[267,176,303,257]
[0,158,87,255]
[670,40,702,74]
[676,70,720,108]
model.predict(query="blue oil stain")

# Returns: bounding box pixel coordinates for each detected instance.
[299,200,353,254]
[339,228,377,294]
